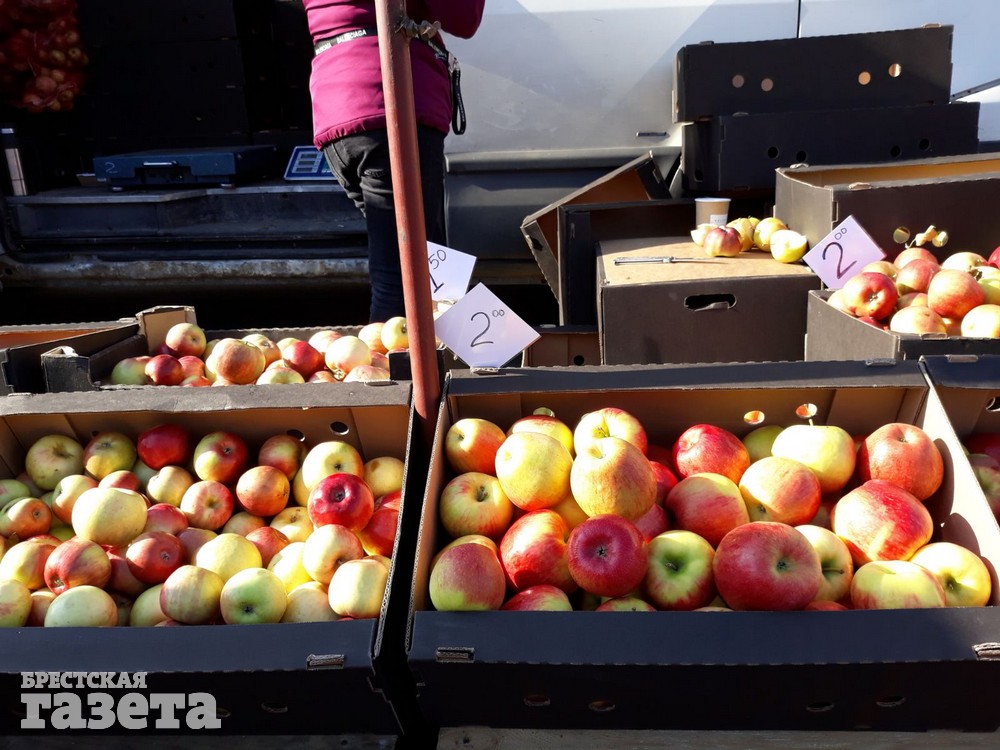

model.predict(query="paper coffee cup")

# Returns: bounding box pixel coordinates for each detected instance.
[695,197,732,227]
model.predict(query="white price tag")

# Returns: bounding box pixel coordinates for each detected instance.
[433,283,540,368]
[427,241,476,303]
[802,215,886,289]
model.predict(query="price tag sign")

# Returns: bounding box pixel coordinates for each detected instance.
[802,215,886,289]
[427,241,476,303]
[434,283,540,367]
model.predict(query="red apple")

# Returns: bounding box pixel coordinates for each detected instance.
[444,417,507,475]
[245,526,291,568]
[927,268,986,320]
[831,479,934,565]
[632,502,670,542]
[894,258,940,296]
[965,432,1000,464]
[566,514,647,598]
[894,246,938,268]
[857,422,944,501]
[125,530,185,584]
[498,509,577,594]
[841,270,899,320]
[164,322,207,358]
[665,473,750,548]
[235,465,291,518]
[99,469,142,491]
[429,540,506,611]
[500,584,574,611]
[0,496,52,539]
[143,502,189,535]
[43,537,112,594]
[176,527,217,561]
[280,340,327,378]
[737,455,822,526]
[307,473,375,532]
[257,433,307,480]
[358,501,400,557]
[507,413,575,455]
[672,424,750,483]
[192,431,248,485]
[144,354,185,386]
[649,460,679,505]
[136,423,192,470]
[50,474,98,525]
[205,337,267,385]
[967,453,1000,519]
[179,480,235,531]
[105,544,148,598]
[703,226,743,257]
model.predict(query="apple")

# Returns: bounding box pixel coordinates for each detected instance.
[244,526,291,569]
[977,270,1000,305]
[269,505,314,543]
[109,356,150,386]
[910,542,992,608]
[243,333,282,366]
[672,424,750,483]
[841,271,898,320]
[445,417,507,475]
[105,545,148,598]
[794,524,854,603]
[439,471,513,540]
[632,502,670,542]
[358,322,388,354]
[299,440,365,495]
[126,584,166,626]
[742,424,783,464]
[712,521,823,611]
[664,473,750,548]
[380,316,409,351]
[256,366,307,385]
[24,434,85,491]
[596,597,657,612]
[194,532,263,582]
[0,496,52,539]
[495,431,573,512]
[50,474,98,525]
[738,455,821,526]
[702,226,743,257]
[570,436,656,520]
[158,564,224,625]
[961,303,1000,338]
[235,465,290,518]
[927,268,986,320]
[649,460,679,507]
[888,305,947,335]
[164,322,207,358]
[832,479,934,565]
[894,246,939,267]
[144,354,185,386]
[142,503,189,536]
[0,578,32,627]
[770,424,856,495]
[499,509,576,593]
[726,217,755,252]
[257,433,307,480]
[940,250,988,274]
[965,432,1000,464]
[176,527,217,561]
[642,529,717,611]
[968,452,1000,518]
[301,523,364,584]
[221,511,267,537]
[281,340,326,378]
[363,456,405,499]
[307,472,375,532]
[27,589,57,626]
[358,500,400,557]
[500,584,573,611]
[177,355,206,380]
[861,259,898,279]
[125,530,185,585]
[136,423,192,470]
[752,216,789,252]
[325,335,372,380]
[192,431,248,485]
[283,581,340,622]
[857,422,943,501]
[220,567,288,624]
[550,492,590,531]
[825,289,852,314]
[267,541,312,593]
[894,258,940,295]
[428,540,506,611]
[100,469,142,491]
[573,407,648,456]
[343,364,390,382]
[129,459,156,492]
[43,584,118,627]
[205,337,267,385]
[895,291,928,309]
[0,536,59,590]
[325,557,386,619]
[146,465,195,507]
[181,374,213,387]
[850,560,947,609]
[43,537,112,594]
[0,478,31,506]
[565,514,647,598]
[508,413,576,456]
[82,431,137,481]
[71,486,148,548]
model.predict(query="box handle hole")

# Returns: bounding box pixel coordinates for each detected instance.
[767,146,780,159]
[731,74,745,88]
[588,699,616,713]
[328,421,350,436]
[261,702,288,714]
[806,701,836,713]
[918,138,930,151]
[875,695,906,708]
[760,77,774,92]
[858,71,872,85]
[523,694,551,708]
[684,293,735,311]
[889,63,903,78]
[889,145,902,158]
[744,410,766,425]
[216,706,232,719]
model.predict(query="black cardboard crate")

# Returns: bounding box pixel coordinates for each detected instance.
[405,361,1000,732]
[0,380,419,737]
[77,0,273,45]
[683,102,980,194]
[774,151,1000,257]
[673,25,954,123]
[805,290,1000,362]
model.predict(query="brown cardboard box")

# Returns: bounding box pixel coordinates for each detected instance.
[597,237,820,365]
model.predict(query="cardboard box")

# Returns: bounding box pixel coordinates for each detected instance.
[597,237,820,365]
[673,25,953,123]
[0,380,418,737]
[682,102,980,194]
[805,289,1000,362]
[520,326,602,368]
[405,361,1000,732]
[774,152,1000,255]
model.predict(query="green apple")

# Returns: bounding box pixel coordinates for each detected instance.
[642,530,716,610]
[794,524,854,603]
[910,541,992,607]
[194,532,262,582]
[219,567,287,624]
[741,424,783,464]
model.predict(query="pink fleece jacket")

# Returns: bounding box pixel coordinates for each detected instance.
[304,0,485,149]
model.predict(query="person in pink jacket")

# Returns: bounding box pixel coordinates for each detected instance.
[303,0,485,324]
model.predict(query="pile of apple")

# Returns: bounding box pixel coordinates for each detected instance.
[828,240,1000,338]
[0,423,406,627]
[428,407,993,612]
[107,318,412,387]
[691,216,810,264]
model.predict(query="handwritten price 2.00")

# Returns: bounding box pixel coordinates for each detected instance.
[821,225,858,280]
[470,309,505,348]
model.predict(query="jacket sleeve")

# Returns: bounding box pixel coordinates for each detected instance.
[413,0,485,39]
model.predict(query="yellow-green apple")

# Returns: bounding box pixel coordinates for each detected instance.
[176,527,217,561]
[280,340,326,378]
[712,521,823,611]
[738,455,822,525]
[275,336,301,353]
[794,524,854,603]
[194,532,263,582]
[82,431,137,481]
[753,216,788,252]
[896,291,928,309]
[282,580,339,622]
[862,259,898,279]
[664,473,750,548]
[0,478,31,506]
[307,473,375,532]
[571,436,655,520]
[977,267,1000,304]
[726,217,756,252]
[71,486,147,548]
[235,465,290,518]
[369,351,390,372]
[301,522,364,584]
[702,226,743,257]
[888,305,948,335]
[192,431,248,485]
[358,497,400,557]
[0,535,58,590]
[894,246,938,267]
[221,510,266,536]
[770,424,856,495]
[379,316,409,351]
[910,541,992,607]
[308,329,342,354]
[363,456,405,499]
[27,588,57,626]
[632,502,670,542]
[159,564,224,624]
[300,440,365,493]
[439,471,513,540]
[428,540,506,611]
[245,526,291,568]
[0,578,31,627]
[825,289,851,313]
[328,556,388,618]
[941,250,988,274]
[642,529,716,611]
[961,303,1000,338]
[243,333,282,366]
[164,322,207,357]
[596,597,657,612]
[850,559,947,609]
[220,567,288,624]
[508,413,575,456]
[857,422,943,501]
[0,496,52,539]
[550,492,589,531]
[832,479,934,565]
[269,505,313,542]
[894,258,940,295]
[105,544,147,598]
[125,530,185,585]
[256,363,306,385]
[928,268,986,319]
[496,431,573,512]
[649,460,679,506]
[257,433,307,480]
[100,469,142,491]
[109,356,150,386]
[445,417,506,475]
[24,434,85,491]
[343,365,390,383]
[573,407,648,456]
[129,583,167,626]
[129,459,156,492]
[358,322,388,354]
[841,271,898,320]
[44,585,118,626]
[144,353,184,386]
[143,502,189,535]
[205,337,267,385]
[267,541,312,593]
[325,335,372,380]
[498,509,576,593]
[742,424,783,464]
[146,465,195,507]
[672,424,750,483]
[967,453,1000,518]
[501,584,574,611]
[50,474,98,524]
[49,524,74,542]
[566,514,647,598]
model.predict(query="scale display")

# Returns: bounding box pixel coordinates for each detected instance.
[284,145,337,181]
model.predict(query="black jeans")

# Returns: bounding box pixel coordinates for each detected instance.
[323,126,447,323]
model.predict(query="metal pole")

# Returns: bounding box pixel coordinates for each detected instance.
[374,0,442,447]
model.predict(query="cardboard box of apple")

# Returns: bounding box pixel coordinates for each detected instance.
[406,361,1000,731]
